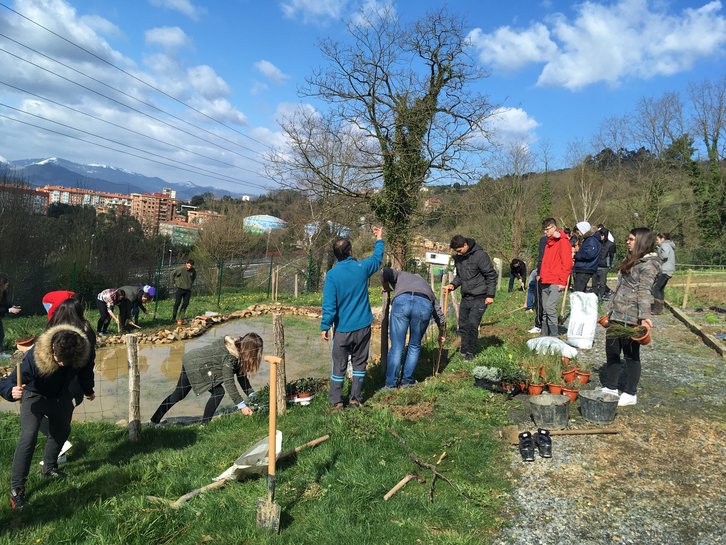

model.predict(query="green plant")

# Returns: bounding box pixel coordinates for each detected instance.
[607,322,647,339]
[564,380,581,390]
[544,355,562,384]
[529,365,543,385]
[472,365,502,382]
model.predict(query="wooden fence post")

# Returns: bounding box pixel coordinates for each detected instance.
[126,334,141,442]
[273,313,287,416]
[682,269,694,308]
[294,274,299,299]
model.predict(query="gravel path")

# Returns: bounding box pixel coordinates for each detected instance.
[492,310,726,545]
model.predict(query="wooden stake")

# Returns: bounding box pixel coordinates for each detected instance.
[682,269,694,308]
[126,335,141,442]
[384,472,424,501]
[273,313,287,416]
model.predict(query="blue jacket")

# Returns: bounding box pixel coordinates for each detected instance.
[574,234,601,273]
[321,240,384,333]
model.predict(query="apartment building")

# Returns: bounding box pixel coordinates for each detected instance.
[130,191,179,236]
[0,184,49,214]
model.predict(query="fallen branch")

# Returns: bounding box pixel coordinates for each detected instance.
[428,451,447,502]
[146,433,330,509]
[389,430,478,505]
[383,472,424,501]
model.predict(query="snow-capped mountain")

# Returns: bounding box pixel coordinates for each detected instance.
[3,157,237,200]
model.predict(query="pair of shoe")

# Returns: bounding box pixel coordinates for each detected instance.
[526,309,535,314]
[600,387,620,397]
[463,353,473,361]
[41,467,65,479]
[527,326,541,334]
[10,488,27,510]
[519,429,552,462]
[348,399,361,409]
[618,392,637,406]
[329,402,344,413]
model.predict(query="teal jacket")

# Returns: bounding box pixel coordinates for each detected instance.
[321,240,384,333]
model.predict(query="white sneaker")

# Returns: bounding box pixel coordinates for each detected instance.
[600,387,620,397]
[527,327,541,334]
[618,393,637,406]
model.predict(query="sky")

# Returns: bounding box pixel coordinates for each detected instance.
[0,0,724,195]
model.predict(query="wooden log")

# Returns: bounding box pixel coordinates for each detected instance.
[384,473,419,501]
[273,313,287,416]
[126,335,141,442]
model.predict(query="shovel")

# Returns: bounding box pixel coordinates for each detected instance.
[257,355,282,533]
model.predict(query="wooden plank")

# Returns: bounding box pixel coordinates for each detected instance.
[665,301,726,358]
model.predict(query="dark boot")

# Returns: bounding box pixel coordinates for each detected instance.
[518,432,536,462]
[533,428,552,458]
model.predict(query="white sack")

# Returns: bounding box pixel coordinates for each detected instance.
[566,291,599,349]
[526,336,578,359]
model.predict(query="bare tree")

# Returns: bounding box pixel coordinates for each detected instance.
[633,92,684,157]
[566,141,603,224]
[271,8,495,266]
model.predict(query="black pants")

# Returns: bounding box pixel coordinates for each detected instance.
[96,300,113,333]
[12,390,74,489]
[150,365,235,424]
[508,275,524,292]
[651,273,671,301]
[594,268,610,298]
[329,327,370,405]
[172,289,192,320]
[535,279,544,328]
[601,330,641,395]
[573,271,595,292]
[458,296,488,355]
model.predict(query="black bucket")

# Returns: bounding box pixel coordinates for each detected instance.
[579,390,619,424]
[529,394,570,429]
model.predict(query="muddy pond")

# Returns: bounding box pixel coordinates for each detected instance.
[1,316,380,423]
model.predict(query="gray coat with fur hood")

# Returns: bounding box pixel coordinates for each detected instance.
[0,324,93,401]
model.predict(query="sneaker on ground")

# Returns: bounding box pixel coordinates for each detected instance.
[10,488,27,510]
[463,353,473,361]
[41,467,66,479]
[600,387,620,397]
[527,327,541,334]
[618,392,637,406]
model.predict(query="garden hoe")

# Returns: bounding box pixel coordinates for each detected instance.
[257,355,282,533]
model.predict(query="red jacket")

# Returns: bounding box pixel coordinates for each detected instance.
[540,231,573,286]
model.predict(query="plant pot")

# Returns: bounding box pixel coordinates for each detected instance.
[547,383,563,395]
[561,367,577,383]
[575,371,591,384]
[579,390,619,423]
[529,393,570,429]
[16,336,35,352]
[296,392,313,406]
[562,387,578,403]
[176,319,184,326]
[631,329,651,345]
[561,356,571,366]
[597,315,610,328]
[539,365,545,379]
[527,384,544,396]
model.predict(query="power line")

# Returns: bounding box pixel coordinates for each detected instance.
[0,113,268,191]
[0,101,264,185]
[0,31,268,160]
[0,2,274,150]
[0,80,261,175]
[0,46,267,166]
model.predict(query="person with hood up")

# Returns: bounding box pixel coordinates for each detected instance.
[538,218,573,337]
[600,227,661,406]
[445,235,497,360]
[594,226,617,299]
[652,233,676,315]
[0,324,94,510]
[572,221,601,292]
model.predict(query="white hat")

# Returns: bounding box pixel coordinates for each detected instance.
[575,221,591,234]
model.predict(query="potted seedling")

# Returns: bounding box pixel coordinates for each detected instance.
[607,322,651,345]
[544,355,563,395]
[527,365,544,396]
[575,359,592,384]
[562,380,580,403]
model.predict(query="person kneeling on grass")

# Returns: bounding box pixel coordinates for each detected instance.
[0,325,94,510]
[149,333,263,425]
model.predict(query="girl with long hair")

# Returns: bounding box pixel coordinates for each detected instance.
[150,333,263,424]
[600,227,661,406]
[0,273,22,357]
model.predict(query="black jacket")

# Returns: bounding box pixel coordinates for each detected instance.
[597,229,616,268]
[0,324,94,401]
[509,259,527,282]
[451,238,498,298]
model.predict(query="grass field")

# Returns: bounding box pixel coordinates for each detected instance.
[0,289,544,544]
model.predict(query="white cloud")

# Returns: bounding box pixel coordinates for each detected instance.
[469,0,726,90]
[149,0,204,21]
[187,65,230,98]
[280,0,347,24]
[253,60,289,85]
[468,23,557,72]
[250,81,269,96]
[485,107,540,147]
[351,0,396,27]
[145,26,191,50]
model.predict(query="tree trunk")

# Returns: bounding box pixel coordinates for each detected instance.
[273,313,287,416]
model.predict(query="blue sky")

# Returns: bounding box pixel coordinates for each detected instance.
[1,0,724,195]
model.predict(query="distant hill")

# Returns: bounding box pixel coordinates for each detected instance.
[1,157,237,200]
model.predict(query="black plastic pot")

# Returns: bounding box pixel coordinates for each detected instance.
[529,393,570,429]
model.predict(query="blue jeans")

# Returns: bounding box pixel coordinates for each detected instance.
[386,294,433,387]
[527,277,537,309]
